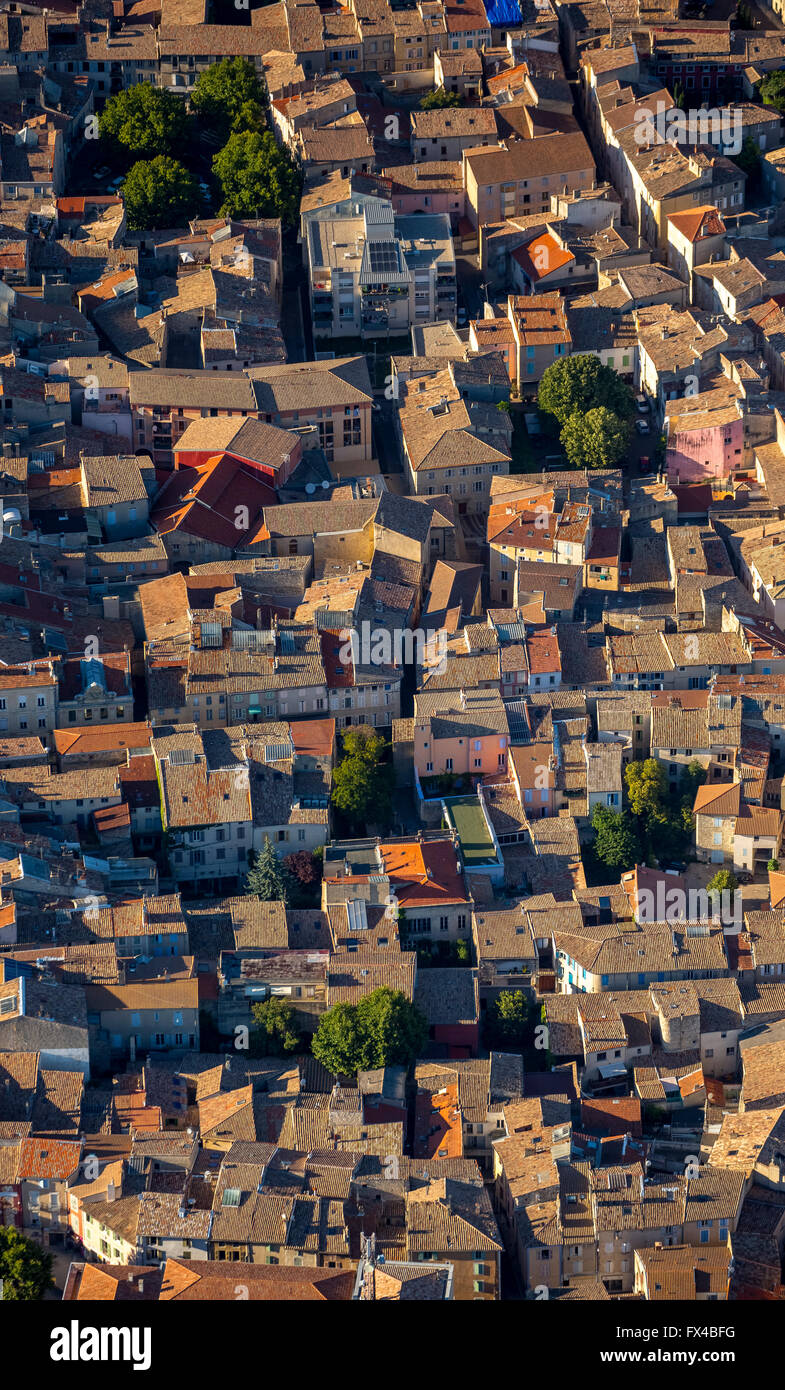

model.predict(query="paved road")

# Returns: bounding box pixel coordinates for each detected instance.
[373,397,404,475]
[455,253,488,319]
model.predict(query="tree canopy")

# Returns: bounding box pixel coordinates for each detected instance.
[282,849,322,907]
[707,868,738,897]
[537,353,634,427]
[99,84,189,161]
[625,758,668,825]
[484,990,529,1050]
[420,87,464,109]
[192,57,267,138]
[331,726,395,832]
[121,157,199,231]
[250,997,301,1054]
[735,135,762,183]
[245,838,289,903]
[760,70,785,114]
[0,1227,53,1300]
[311,987,428,1075]
[560,406,631,470]
[213,129,301,224]
[591,805,640,871]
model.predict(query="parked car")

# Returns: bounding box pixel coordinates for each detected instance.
[636,394,649,413]
[639,455,652,473]
[456,307,468,326]
[635,418,651,434]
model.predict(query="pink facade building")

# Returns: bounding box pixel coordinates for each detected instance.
[665,393,744,484]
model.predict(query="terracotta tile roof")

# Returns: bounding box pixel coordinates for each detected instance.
[18,1136,82,1179]
[159,1259,354,1300]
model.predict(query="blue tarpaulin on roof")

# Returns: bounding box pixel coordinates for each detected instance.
[484,0,522,25]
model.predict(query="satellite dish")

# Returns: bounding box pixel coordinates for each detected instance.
[305,483,316,494]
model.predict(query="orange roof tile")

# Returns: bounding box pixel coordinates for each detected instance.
[513,232,575,283]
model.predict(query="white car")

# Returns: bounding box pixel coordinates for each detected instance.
[636,394,649,413]
[635,418,651,434]
[456,307,468,326]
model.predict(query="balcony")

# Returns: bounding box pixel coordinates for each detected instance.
[361,309,389,330]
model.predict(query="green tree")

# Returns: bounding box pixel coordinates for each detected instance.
[707,869,739,896]
[0,1227,53,1300]
[250,997,301,1054]
[213,129,301,224]
[244,837,289,903]
[679,759,706,805]
[560,406,630,470]
[592,805,640,871]
[420,88,464,109]
[99,83,189,161]
[678,759,706,835]
[625,758,668,824]
[768,859,780,873]
[121,156,199,231]
[456,937,470,964]
[192,57,267,138]
[760,70,785,113]
[331,726,395,831]
[538,353,634,427]
[485,990,528,1049]
[736,135,762,183]
[312,987,427,1075]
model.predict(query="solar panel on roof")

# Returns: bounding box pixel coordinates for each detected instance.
[368,242,400,274]
[201,621,222,648]
[232,630,270,651]
[315,609,355,630]
[503,699,532,743]
[347,900,369,933]
[263,742,293,763]
[496,621,528,644]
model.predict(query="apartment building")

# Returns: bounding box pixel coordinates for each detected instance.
[306,203,456,340]
[129,370,258,471]
[412,688,510,782]
[0,662,58,739]
[146,625,329,730]
[156,742,253,895]
[85,979,200,1059]
[463,131,595,229]
[410,106,497,162]
[248,357,374,477]
[398,368,511,513]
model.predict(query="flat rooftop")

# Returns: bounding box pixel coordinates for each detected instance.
[443,794,498,867]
